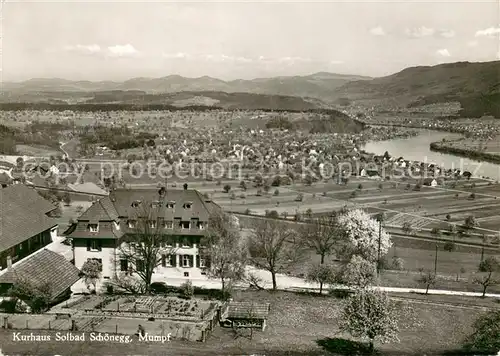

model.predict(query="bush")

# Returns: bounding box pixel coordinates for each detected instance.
[329,288,353,299]
[105,284,114,295]
[150,282,169,294]
[180,280,194,299]
[391,257,405,271]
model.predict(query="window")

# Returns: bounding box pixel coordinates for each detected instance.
[114,221,120,231]
[127,220,136,229]
[184,272,189,277]
[161,254,171,267]
[200,258,206,268]
[120,259,128,272]
[167,201,175,209]
[88,224,99,232]
[164,221,173,229]
[183,202,192,209]
[181,237,192,248]
[88,239,102,251]
[181,221,190,230]
[182,255,190,267]
[151,201,162,208]
[197,222,205,230]
[131,200,141,208]
[149,220,157,229]
[136,260,145,272]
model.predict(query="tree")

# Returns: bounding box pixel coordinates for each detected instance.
[62,192,71,206]
[201,212,247,296]
[306,263,335,294]
[402,221,413,235]
[9,277,53,313]
[464,310,500,353]
[337,209,392,262]
[223,184,231,193]
[339,289,399,353]
[300,214,342,265]
[474,256,500,297]
[416,270,437,295]
[239,180,247,191]
[464,215,479,232]
[443,241,456,252]
[248,219,304,290]
[80,259,102,292]
[336,255,377,289]
[115,201,177,293]
[430,227,440,238]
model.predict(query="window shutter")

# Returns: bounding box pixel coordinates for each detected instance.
[189,255,194,268]
[170,254,176,267]
[86,239,91,251]
[196,255,200,268]
[205,256,211,268]
[98,240,102,251]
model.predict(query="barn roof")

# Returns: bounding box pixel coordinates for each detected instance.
[227,302,270,320]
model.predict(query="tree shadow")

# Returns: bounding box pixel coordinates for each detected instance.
[316,338,379,355]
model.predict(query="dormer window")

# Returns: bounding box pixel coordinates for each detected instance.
[131,200,141,208]
[183,202,193,209]
[88,224,99,232]
[181,221,190,230]
[164,221,173,229]
[151,201,162,208]
[167,201,175,209]
[149,220,157,229]
[197,221,205,230]
[128,220,136,229]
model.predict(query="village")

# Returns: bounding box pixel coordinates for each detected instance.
[0,105,499,355]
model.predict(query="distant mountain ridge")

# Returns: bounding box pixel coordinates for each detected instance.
[2,61,499,117]
[1,72,372,100]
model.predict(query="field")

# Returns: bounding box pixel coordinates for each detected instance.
[0,290,494,355]
[441,135,500,155]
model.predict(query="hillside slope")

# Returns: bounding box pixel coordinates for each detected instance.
[335,61,500,117]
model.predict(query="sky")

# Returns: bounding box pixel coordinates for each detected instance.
[2,0,500,81]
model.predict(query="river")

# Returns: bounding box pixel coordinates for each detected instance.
[362,129,500,180]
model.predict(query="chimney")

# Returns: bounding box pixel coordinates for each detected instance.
[183,183,188,191]
[6,256,12,270]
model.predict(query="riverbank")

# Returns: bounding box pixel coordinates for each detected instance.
[430,140,500,165]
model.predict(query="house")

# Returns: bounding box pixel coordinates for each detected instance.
[0,249,80,305]
[0,185,58,270]
[68,186,222,282]
[422,178,438,187]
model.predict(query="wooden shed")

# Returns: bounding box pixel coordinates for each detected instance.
[225,302,271,331]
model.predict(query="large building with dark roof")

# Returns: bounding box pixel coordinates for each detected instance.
[68,187,222,281]
[0,185,58,269]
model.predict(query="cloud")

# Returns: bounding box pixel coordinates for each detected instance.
[162,52,191,59]
[436,48,451,57]
[405,26,435,38]
[467,40,478,47]
[201,54,253,63]
[475,25,500,37]
[439,29,455,38]
[107,44,139,57]
[369,26,385,36]
[64,44,101,55]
